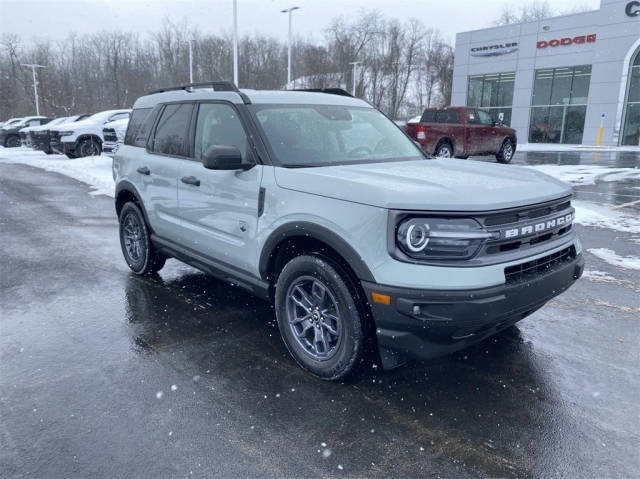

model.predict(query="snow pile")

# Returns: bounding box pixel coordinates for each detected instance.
[572,200,640,234]
[524,164,640,186]
[0,147,114,197]
[587,248,640,270]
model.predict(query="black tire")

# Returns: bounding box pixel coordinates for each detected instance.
[5,135,21,148]
[455,155,469,160]
[77,137,101,157]
[65,152,77,159]
[435,141,453,158]
[496,139,515,164]
[45,150,55,155]
[275,255,366,381]
[118,202,166,275]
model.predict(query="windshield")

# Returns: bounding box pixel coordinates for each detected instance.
[251,105,424,167]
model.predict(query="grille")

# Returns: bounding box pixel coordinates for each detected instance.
[49,131,61,148]
[103,128,118,142]
[504,246,575,284]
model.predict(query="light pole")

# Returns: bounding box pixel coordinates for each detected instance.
[21,63,46,115]
[348,61,361,96]
[188,39,194,84]
[281,6,300,87]
[233,0,239,86]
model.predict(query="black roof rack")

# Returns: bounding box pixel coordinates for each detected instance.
[146,81,251,104]
[292,88,354,98]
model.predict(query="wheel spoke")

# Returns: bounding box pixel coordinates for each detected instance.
[321,321,338,336]
[293,285,314,308]
[311,280,327,307]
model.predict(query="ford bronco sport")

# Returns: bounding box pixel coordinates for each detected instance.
[113,82,583,380]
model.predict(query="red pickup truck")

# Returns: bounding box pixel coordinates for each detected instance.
[405,107,517,163]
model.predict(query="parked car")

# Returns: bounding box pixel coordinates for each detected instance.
[30,114,91,154]
[0,118,24,129]
[114,82,583,380]
[405,107,517,163]
[50,109,131,158]
[0,116,52,148]
[102,118,129,157]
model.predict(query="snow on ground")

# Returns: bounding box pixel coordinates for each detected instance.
[587,248,640,270]
[518,143,640,153]
[0,147,114,197]
[572,200,640,234]
[524,164,640,186]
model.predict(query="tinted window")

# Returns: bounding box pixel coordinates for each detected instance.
[152,103,192,156]
[125,108,152,147]
[436,110,460,124]
[109,112,130,122]
[420,109,436,122]
[476,110,493,125]
[194,103,248,161]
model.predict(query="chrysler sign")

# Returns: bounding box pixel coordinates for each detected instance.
[470,42,518,57]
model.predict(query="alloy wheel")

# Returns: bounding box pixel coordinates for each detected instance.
[122,213,144,262]
[285,276,342,360]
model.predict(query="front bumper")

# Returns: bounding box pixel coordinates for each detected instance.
[60,140,77,155]
[102,140,121,156]
[363,248,584,368]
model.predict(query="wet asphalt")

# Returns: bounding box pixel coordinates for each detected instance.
[1,151,639,478]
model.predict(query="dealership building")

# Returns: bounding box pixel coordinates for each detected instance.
[451,0,640,146]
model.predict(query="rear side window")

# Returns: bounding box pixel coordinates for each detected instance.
[125,108,152,147]
[420,109,437,123]
[436,110,460,124]
[151,103,193,156]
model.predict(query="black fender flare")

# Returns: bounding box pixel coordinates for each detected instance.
[114,180,153,232]
[258,221,376,283]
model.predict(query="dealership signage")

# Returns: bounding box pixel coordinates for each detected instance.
[537,34,596,49]
[626,1,640,17]
[470,42,518,57]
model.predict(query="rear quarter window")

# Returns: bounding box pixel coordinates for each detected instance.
[124,108,153,147]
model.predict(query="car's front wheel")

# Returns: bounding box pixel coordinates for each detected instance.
[5,135,20,148]
[77,138,101,157]
[118,202,166,275]
[496,139,515,164]
[275,255,366,381]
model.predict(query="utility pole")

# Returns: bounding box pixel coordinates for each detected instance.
[348,61,361,96]
[281,6,300,87]
[188,39,194,84]
[233,0,239,86]
[21,64,46,115]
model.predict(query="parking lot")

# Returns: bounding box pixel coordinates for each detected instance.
[1,150,639,478]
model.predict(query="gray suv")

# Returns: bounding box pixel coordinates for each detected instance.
[113,82,584,380]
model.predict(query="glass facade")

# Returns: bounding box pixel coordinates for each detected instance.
[622,50,640,146]
[528,66,591,144]
[467,72,515,125]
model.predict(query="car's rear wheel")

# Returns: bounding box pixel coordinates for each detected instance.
[435,141,453,158]
[496,139,515,164]
[5,135,20,148]
[119,202,166,275]
[275,255,366,381]
[77,138,101,157]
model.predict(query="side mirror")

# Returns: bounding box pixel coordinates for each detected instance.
[203,145,253,170]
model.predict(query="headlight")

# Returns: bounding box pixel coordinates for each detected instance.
[59,131,74,136]
[396,217,498,261]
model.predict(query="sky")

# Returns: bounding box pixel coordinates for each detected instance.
[0,0,601,45]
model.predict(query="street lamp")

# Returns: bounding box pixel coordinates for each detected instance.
[188,39,195,84]
[233,0,239,86]
[348,61,361,96]
[21,64,46,116]
[281,6,300,87]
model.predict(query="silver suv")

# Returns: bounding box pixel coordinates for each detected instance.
[113,82,584,380]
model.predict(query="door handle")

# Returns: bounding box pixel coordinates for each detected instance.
[137,166,150,175]
[181,176,201,187]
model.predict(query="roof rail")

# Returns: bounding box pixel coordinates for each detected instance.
[146,81,251,104]
[292,88,354,98]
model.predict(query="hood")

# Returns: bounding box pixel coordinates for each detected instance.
[274,159,572,211]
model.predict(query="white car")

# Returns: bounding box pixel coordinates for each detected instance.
[49,109,131,158]
[102,118,129,157]
[1,116,51,148]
